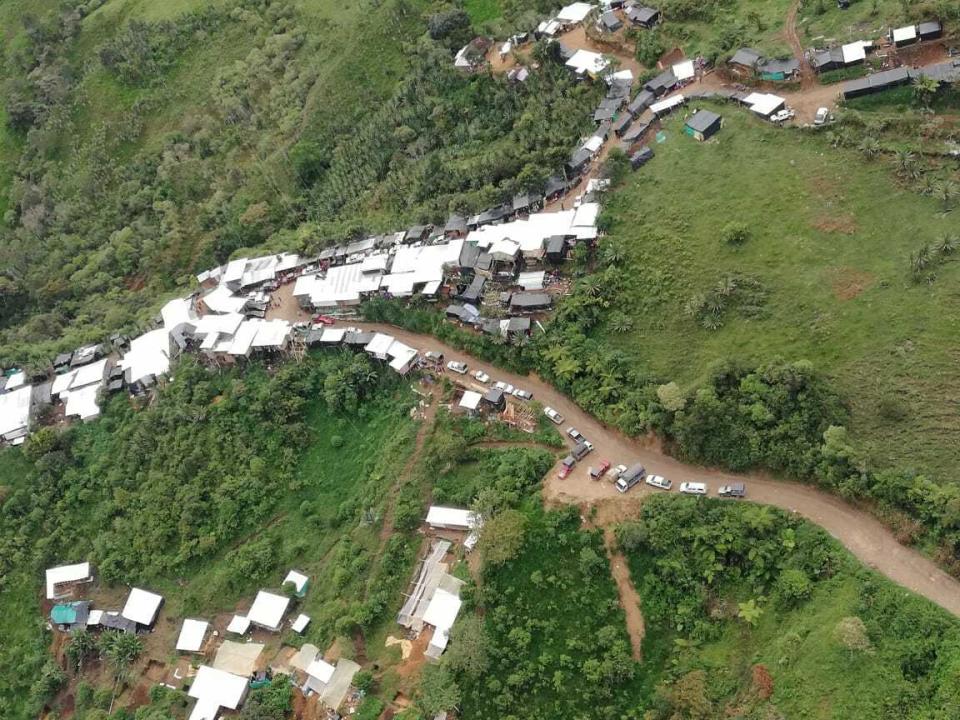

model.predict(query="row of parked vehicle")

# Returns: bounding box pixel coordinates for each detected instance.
[612,465,747,498]
[446,361,534,400]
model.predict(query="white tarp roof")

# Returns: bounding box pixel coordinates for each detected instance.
[192,312,245,340]
[45,562,92,599]
[745,92,785,116]
[609,69,633,82]
[6,370,25,389]
[283,570,309,594]
[203,285,248,314]
[672,59,695,81]
[388,341,418,373]
[222,258,247,285]
[426,506,479,529]
[583,135,603,154]
[295,262,382,307]
[365,333,396,357]
[459,391,483,410]
[176,619,210,652]
[62,383,102,421]
[0,384,33,439]
[650,94,685,115]
[69,358,108,390]
[227,321,260,357]
[52,370,79,397]
[892,25,917,42]
[566,49,609,75]
[423,587,462,630]
[467,208,589,255]
[250,319,291,349]
[517,271,546,290]
[306,658,336,684]
[227,615,250,634]
[841,41,866,63]
[573,202,600,228]
[556,1,594,23]
[161,298,196,330]
[121,329,171,384]
[188,666,248,720]
[292,614,310,633]
[247,590,289,630]
[121,587,163,625]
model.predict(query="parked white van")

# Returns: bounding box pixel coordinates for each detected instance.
[679,482,707,495]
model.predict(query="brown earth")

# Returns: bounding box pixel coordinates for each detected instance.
[827,266,875,300]
[813,213,858,234]
[603,527,644,660]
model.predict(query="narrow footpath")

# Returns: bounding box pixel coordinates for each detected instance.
[354,321,960,619]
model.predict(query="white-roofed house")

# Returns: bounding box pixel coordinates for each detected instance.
[226,615,251,635]
[283,570,310,597]
[188,665,249,720]
[120,329,173,386]
[45,562,94,600]
[292,614,311,634]
[556,1,595,25]
[457,391,483,416]
[565,49,610,77]
[0,384,34,444]
[387,340,419,375]
[121,587,164,627]
[247,590,290,631]
[364,333,396,360]
[890,24,917,46]
[423,577,465,659]
[305,657,336,694]
[426,506,482,550]
[672,59,695,81]
[176,619,210,653]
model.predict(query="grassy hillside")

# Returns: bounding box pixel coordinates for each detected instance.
[595,106,959,480]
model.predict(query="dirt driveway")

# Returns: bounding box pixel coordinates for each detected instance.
[352,321,960,618]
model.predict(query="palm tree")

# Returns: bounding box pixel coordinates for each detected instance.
[936,234,959,257]
[893,149,920,180]
[66,630,97,672]
[857,137,881,160]
[912,75,940,109]
[910,243,933,280]
[609,313,633,333]
[99,631,143,712]
[933,180,959,212]
[737,599,763,627]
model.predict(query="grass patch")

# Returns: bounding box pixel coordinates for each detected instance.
[463,0,502,24]
[598,104,960,478]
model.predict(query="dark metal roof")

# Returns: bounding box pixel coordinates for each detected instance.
[730,47,762,68]
[685,109,721,133]
[510,292,552,309]
[593,106,616,122]
[622,121,650,142]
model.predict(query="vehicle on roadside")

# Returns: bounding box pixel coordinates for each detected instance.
[558,455,576,479]
[447,361,468,374]
[680,482,708,495]
[814,107,830,126]
[571,441,593,460]
[472,370,490,383]
[645,475,672,490]
[566,427,584,442]
[313,314,337,326]
[718,482,746,498]
[615,463,646,493]
[544,407,564,424]
[590,460,611,480]
[770,108,794,124]
[512,388,533,400]
[494,381,515,394]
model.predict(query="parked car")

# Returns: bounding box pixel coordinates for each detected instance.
[718,483,746,498]
[610,463,628,482]
[313,314,337,326]
[571,441,593,460]
[615,464,646,493]
[645,475,672,490]
[544,407,564,424]
[447,361,468,374]
[590,460,611,480]
[472,370,490,383]
[770,108,794,123]
[512,388,533,401]
[814,107,830,126]
[566,427,584,442]
[558,455,576,479]
[679,482,708,495]
[494,381,515,394]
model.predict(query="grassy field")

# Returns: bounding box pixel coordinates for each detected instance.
[621,495,960,719]
[599,104,960,479]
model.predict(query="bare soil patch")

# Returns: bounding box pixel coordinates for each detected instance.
[812,213,857,234]
[827,267,875,300]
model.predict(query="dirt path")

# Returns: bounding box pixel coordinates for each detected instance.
[783,0,816,90]
[378,388,438,543]
[603,527,644,659]
[351,321,960,618]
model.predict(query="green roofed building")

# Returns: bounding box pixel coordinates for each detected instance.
[51,601,90,628]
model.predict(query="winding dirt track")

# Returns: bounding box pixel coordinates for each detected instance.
[355,322,960,618]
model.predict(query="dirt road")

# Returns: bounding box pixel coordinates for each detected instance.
[784,0,816,90]
[351,321,960,618]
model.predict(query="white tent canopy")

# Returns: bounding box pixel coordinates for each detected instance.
[283,570,309,594]
[426,506,479,530]
[556,1,594,24]
[226,615,251,634]
[247,590,289,631]
[458,391,482,411]
[188,666,248,720]
[45,562,93,600]
[672,59,695,81]
[0,384,33,441]
[176,619,210,652]
[565,49,609,75]
[121,587,163,626]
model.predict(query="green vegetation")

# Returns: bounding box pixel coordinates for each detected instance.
[619,495,960,719]
[0,0,598,365]
[0,350,419,718]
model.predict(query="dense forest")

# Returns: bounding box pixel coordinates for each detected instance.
[0,0,598,365]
